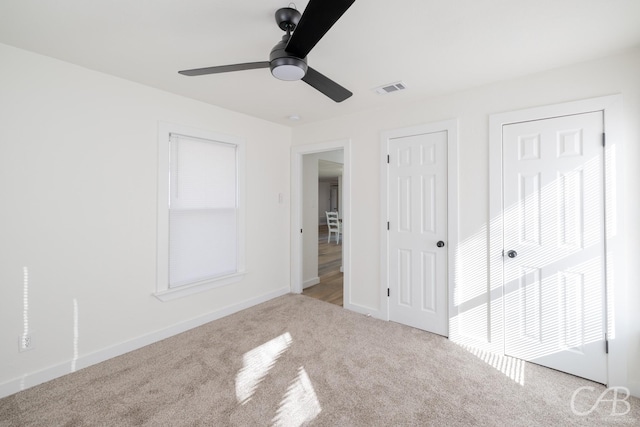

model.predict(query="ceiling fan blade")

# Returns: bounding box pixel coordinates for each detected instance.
[302,67,352,103]
[285,0,355,59]
[178,61,270,76]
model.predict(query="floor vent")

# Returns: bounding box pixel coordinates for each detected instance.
[373,81,407,95]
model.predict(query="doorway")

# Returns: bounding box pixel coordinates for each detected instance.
[302,153,344,306]
[291,140,351,309]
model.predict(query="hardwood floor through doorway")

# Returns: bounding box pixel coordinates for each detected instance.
[303,225,343,306]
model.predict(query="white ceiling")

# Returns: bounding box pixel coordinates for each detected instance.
[1,0,639,127]
[319,159,343,181]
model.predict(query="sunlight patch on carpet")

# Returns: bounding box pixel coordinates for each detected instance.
[235,332,293,404]
[272,366,321,427]
[457,342,526,386]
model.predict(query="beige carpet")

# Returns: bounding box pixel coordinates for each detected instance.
[1,294,638,426]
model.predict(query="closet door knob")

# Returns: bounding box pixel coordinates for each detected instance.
[437,241,445,248]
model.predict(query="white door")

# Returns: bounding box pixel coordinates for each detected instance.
[387,131,448,336]
[502,111,607,383]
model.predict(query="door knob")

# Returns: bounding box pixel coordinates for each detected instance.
[507,250,518,258]
[437,241,445,248]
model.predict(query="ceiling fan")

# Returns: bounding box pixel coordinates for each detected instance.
[178,0,355,103]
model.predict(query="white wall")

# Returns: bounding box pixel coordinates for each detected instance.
[318,182,331,224]
[0,44,291,396]
[337,175,343,219]
[292,49,640,394]
[302,155,319,287]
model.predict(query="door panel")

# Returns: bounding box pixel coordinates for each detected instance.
[422,175,437,233]
[398,249,412,306]
[422,251,437,312]
[398,176,411,232]
[502,111,606,384]
[388,131,448,336]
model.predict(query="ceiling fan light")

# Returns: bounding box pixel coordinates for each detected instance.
[270,56,308,81]
[272,64,306,81]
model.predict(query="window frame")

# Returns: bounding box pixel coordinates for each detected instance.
[155,122,246,301]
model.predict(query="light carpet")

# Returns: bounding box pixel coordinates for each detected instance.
[1,294,638,426]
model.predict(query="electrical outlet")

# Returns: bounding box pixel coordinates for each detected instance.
[19,334,33,352]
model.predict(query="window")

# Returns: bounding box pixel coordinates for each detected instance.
[156,123,245,301]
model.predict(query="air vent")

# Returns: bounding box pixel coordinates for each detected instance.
[373,81,407,95]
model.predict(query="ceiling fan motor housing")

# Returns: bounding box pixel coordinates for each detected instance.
[269,35,308,81]
[275,7,301,32]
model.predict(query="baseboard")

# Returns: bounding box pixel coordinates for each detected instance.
[344,301,384,320]
[303,277,320,289]
[0,286,290,399]
[629,380,640,399]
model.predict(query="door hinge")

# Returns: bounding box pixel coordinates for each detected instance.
[387,288,390,297]
[387,154,390,164]
[605,334,609,354]
[602,132,606,147]
[300,229,303,233]
[387,221,390,230]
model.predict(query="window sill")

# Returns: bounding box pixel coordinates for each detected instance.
[154,271,245,302]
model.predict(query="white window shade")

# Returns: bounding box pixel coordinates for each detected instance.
[168,133,238,288]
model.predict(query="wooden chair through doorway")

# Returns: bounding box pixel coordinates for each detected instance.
[325,211,341,244]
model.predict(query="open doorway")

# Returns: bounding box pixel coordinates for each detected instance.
[291,140,350,309]
[303,157,343,306]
